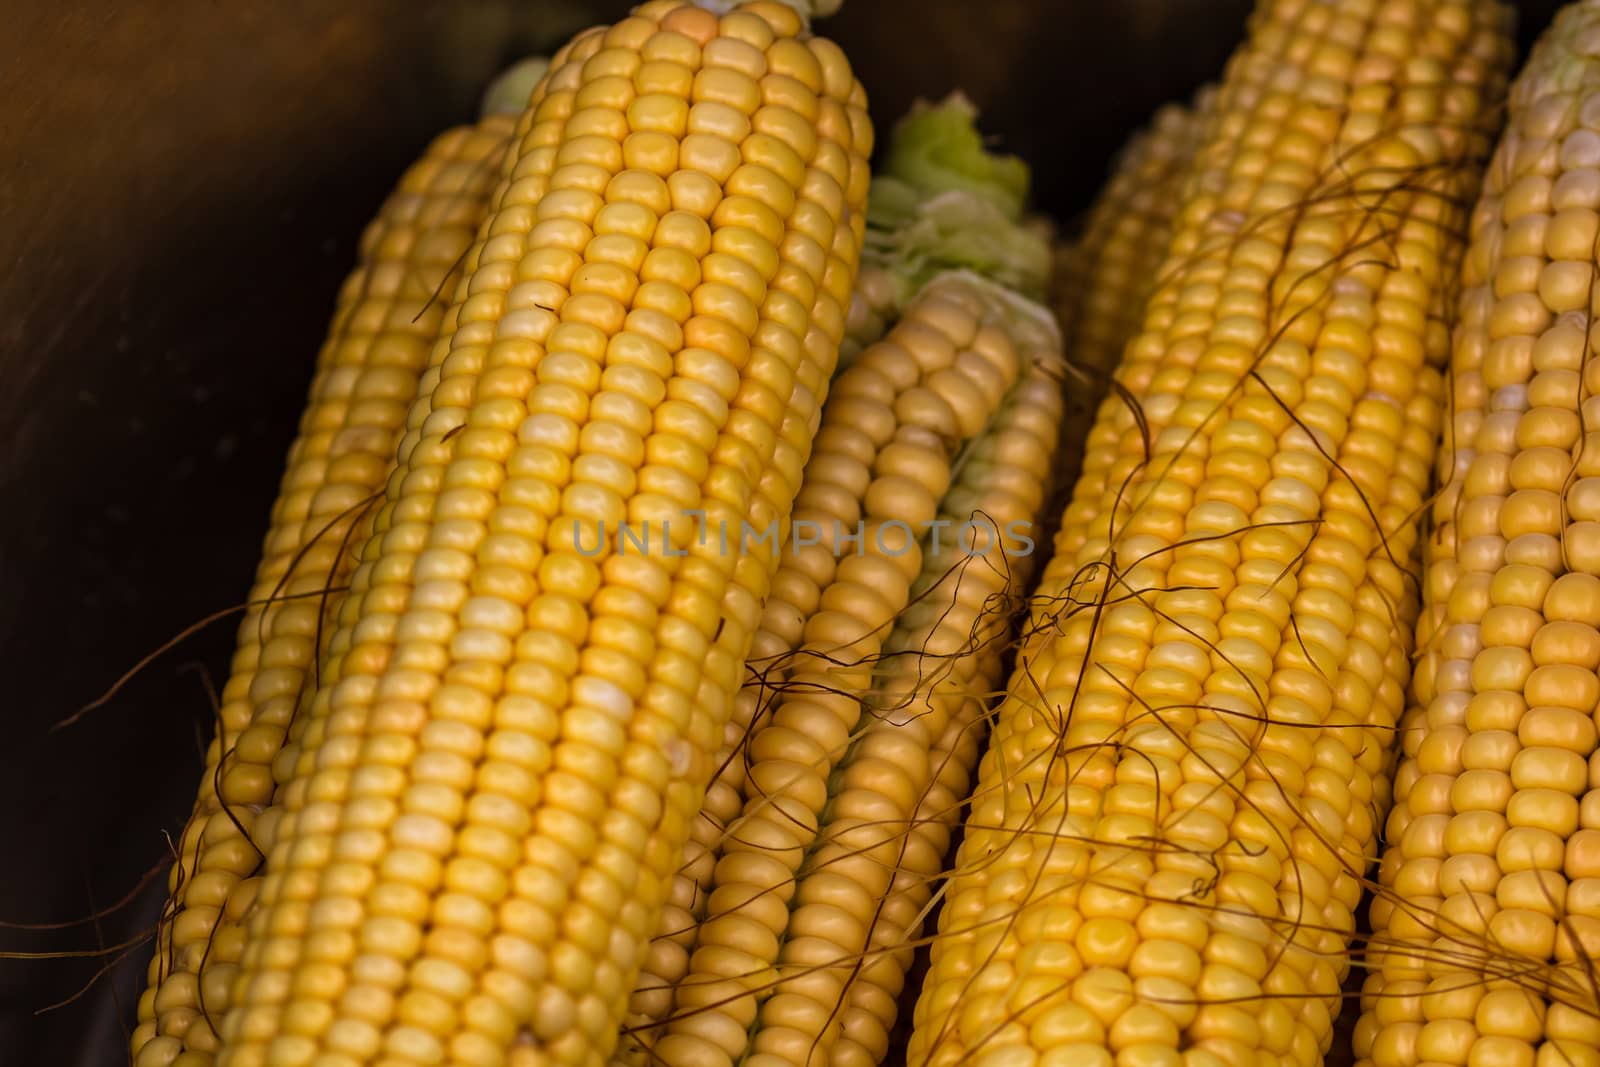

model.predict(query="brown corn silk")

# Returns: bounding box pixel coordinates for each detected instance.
[616,273,1065,1067]
[210,2,873,1066]
[907,0,1514,1065]
[130,114,516,1067]
[1360,5,1600,1067]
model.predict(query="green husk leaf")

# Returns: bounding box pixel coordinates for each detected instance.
[479,56,552,118]
[845,93,1057,370]
[877,92,1030,222]
[854,93,1050,314]
[863,189,1053,306]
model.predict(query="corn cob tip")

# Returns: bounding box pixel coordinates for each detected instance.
[478,54,551,117]
[880,92,1030,223]
[929,267,1062,352]
[686,0,842,25]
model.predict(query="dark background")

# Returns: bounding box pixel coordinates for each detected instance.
[0,1,1568,1064]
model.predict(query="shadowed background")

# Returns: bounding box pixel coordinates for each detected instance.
[0,1,1566,1063]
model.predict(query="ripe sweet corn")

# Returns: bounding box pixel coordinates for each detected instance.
[1045,92,1213,555]
[906,1,1515,1064]
[1359,5,1600,1067]
[210,3,873,1066]
[619,272,1064,1067]
[820,332,1062,1067]
[1052,89,1213,387]
[130,113,516,1067]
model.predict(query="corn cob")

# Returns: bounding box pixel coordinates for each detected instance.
[613,272,1062,1067]
[1044,92,1213,560]
[1052,89,1214,387]
[481,58,554,120]
[210,4,872,1065]
[823,321,1063,1067]
[906,1,1515,1064]
[1358,6,1600,1067]
[130,113,516,1067]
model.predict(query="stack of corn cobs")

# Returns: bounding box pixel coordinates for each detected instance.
[120,0,1600,1063]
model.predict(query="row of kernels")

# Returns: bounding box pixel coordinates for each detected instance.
[134,118,518,1067]
[582,7,875,1062]
[789,344,1065,1065]
[1359,11,1598,1067]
